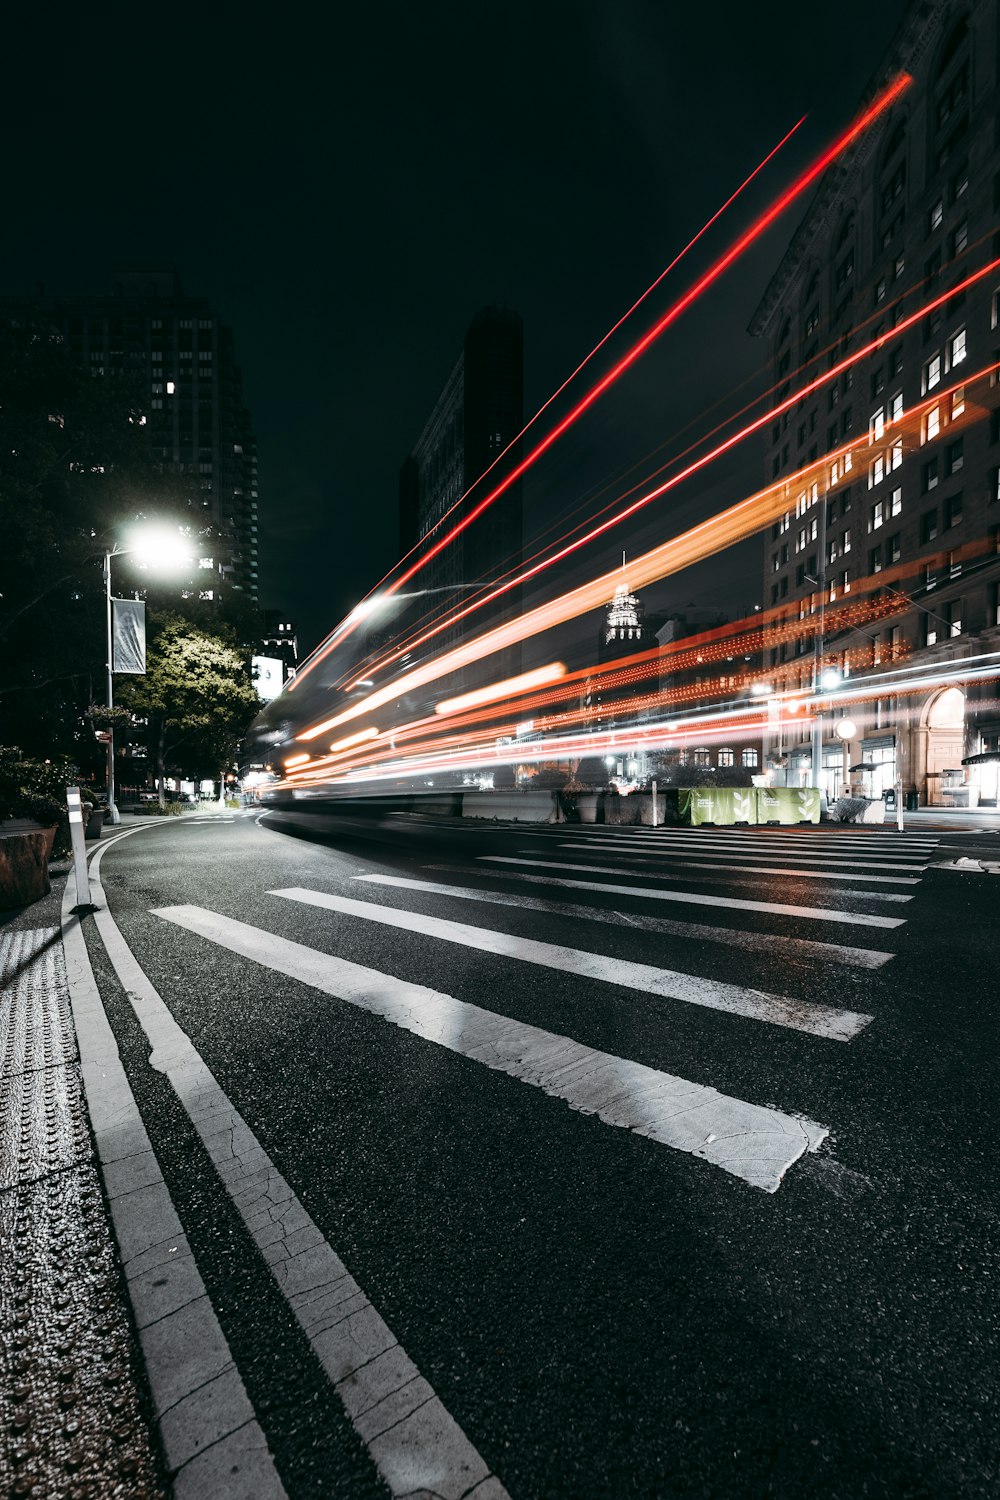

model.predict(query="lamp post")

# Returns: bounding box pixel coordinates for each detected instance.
[104,527,194,825]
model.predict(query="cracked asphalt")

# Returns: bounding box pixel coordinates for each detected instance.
[81,811,1000,1498]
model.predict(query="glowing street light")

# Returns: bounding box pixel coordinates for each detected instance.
[104,524,194,824]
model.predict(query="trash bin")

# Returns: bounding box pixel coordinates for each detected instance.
[883,788,897,811]
[905,789,918,812]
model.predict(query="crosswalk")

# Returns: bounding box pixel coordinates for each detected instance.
[87,819,940,1496]
[146,823,935,1196]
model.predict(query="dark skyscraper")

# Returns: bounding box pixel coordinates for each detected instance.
[399,306,524,677]
[0,265,260,605]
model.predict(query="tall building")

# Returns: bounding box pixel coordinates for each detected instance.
[0,265,259,604]
[655,610,763,778]
[398,306,524,679]
[750,0,1000,806]
[260,611,299,680]
[582,571,656,761]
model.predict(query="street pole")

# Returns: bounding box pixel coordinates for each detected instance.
[104,551,120,825]
[810,487,828,792]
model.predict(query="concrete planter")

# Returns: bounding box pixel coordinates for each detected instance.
[0,824,56,909]
[575,793,600,824]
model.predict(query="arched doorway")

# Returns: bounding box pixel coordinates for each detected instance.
[923,686,965,804]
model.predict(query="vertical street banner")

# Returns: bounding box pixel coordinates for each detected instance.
[112,598,146,674]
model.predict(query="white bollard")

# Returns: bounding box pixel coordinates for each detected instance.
[896,776,904,834]
[66,786,91,908]
[651,780,658,828]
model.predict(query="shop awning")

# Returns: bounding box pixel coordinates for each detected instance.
[962,752,1000,765]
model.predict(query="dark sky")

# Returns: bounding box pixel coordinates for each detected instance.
[5,1,911,657]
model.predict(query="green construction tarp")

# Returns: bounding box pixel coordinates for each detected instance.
[755,786,821,824]
[675,786,821,825]
[676,787,756,826]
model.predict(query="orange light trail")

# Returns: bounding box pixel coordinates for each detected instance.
[359,249,999,680]
[295,361,986,746]
[435,663,567,717]
[291,83,906,693]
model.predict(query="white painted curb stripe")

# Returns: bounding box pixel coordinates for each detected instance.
[151,903,829,1193]
[366,871,896,969]
[554,845,920,884]
[478,858,908,927]
[86,847,508,1500]
[270,888,871,1042]
[60,855,288,1498]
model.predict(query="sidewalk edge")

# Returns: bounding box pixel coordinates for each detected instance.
[60,874,288,1499]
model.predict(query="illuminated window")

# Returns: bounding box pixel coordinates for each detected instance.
[923,353,941,392]
[869,406,885,442]
[951,385,965,418]
[924,404,941,443]
[948,327,967,368]
[166,380,175,394]
[870,500,884,532]
[199,557,214,569]
[717,748,734,767]
[889,390,903,423]
[890,487,902,517]
[742,748,759,768]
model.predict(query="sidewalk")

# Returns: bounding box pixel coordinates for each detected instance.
[1,863,168,1499]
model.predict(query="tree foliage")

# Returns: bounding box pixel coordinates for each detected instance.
[116,613,260,800]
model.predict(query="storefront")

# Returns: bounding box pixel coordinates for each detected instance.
[962,735,1000,808]
[860,737,897,799]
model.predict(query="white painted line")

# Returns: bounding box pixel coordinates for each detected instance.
[553,845,919,885]
[573,830,939,849]
[478,858,909,926]
[60,847,287,1497]
[152,903,829,1193]
[557,840,925,872]
[364,872,896,969]
[83,847,509,1500]
[271,888,871,1041]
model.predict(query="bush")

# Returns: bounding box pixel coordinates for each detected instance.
[0,745,79,855]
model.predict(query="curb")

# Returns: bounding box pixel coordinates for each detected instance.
[60,859,288,1498]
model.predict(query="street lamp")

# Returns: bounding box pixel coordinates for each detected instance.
[834,715,857,800]
[104,525,193,825]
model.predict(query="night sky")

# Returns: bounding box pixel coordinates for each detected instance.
[6,1,911,657]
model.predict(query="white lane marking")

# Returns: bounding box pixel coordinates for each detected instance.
[572,830,939,849]
[85,863,507,1500]
[478,858,909,926]
[152,904,829,1193]
[271,888,871,1042]
[362,872,896,970]
[557,840,925,872]
[553,846,919,885]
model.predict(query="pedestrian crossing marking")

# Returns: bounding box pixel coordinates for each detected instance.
[363,872,896,969]
[478,858,909,925]
[554,846,920,884]
[558,840,924,872]
[269,888,872,1041]
[151,903,829,1192]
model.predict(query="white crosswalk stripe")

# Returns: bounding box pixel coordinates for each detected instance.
[152,903,829,1192]
[553,845,919,884]
[554,839,925,872]
[363,871,897,969]
[479,857,911,917]
[269,887,872,1040]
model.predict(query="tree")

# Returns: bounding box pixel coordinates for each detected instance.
[115,613,261,807]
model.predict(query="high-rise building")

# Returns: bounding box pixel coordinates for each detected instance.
[0,265,260,604]
[749,0,1000,806]
[260,611,299,680]
[398,306,523,678]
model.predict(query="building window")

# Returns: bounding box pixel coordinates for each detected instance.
[923,617,938,648]
[835,251,854,289]
[922,458,939,492]
[944,491,963,528]
[923,353,941,392]
[693,748,711,767]
[887,532,901,563]
[869,500,884,532]
[945,600,962,637]
[742,748,759,769]
[870,544,883,573]
[948,327,967,369]
[950,219,968,257]
[920,509,939,543]
[890,486,902,517]
[945,439,964,476]
[717,748,734,767]
[923,404,941,443]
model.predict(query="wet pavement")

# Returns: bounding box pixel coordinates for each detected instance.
[0,867,167,1500]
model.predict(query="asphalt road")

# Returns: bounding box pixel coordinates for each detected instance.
[83,811,1000,1499]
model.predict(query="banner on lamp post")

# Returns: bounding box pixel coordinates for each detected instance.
[112,598,146,674]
